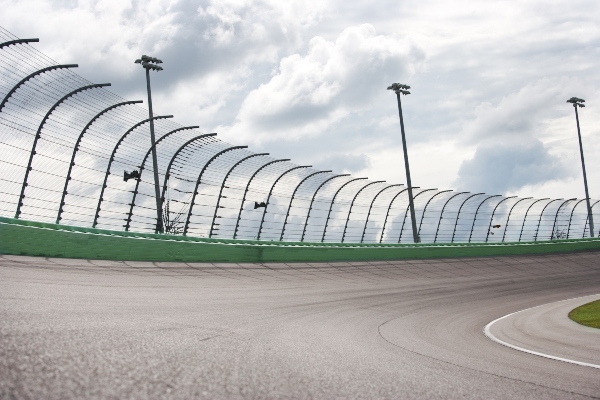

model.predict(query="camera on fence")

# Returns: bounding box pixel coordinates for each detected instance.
[123,170,140,182]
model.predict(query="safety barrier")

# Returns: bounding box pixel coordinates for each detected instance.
[1,27,598,245]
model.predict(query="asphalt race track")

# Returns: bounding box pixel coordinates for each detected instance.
[486,294,600,369]
[1,251,599,399]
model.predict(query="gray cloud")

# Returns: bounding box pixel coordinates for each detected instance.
[455,139,574,194]
[313,153,371,174]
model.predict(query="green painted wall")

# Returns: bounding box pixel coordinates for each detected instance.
[1,217,599,262]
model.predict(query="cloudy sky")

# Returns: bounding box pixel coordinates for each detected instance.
[2,0,599,199]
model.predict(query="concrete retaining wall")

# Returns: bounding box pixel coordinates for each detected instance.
[1,217,599,262]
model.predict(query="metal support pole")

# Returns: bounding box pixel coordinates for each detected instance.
[159,134,217,211]
[398,189,436,243]
[468,195,501,243]
[500,197,531,242]
[395,92,419,243]
[183,146,248,236]
[573,106,595,237]
[144,68,164,234]
[583,200,600,238]
[233,159,290,239]
[280,171,332,241]
[566,199,586,239]
[126,128,206,231]
[450,193,483,243]
[518,198,548,242]
[300,174,349,242]
[0,64,78,114]
[209,153,269,238]
[57,100,143,224]
[321,178,367,243]
[433,192,468,243]
[257,166,311,240]
[379,187,411,243]
[341,181,385,243]
[15,83,111,219]
[416,190,452,241]
[533,199,561,241]
[551,199,575,239]
[360,184,402,243]
[485,196,516,243]
[93,115,173,228]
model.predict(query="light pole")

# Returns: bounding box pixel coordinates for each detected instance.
[388,83,419,243]
[135,55,164,233]
[567,97,595,237]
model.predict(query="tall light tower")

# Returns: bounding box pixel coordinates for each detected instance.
[567,97,595,237]
[135,55,164,233]
[388,83,419,243]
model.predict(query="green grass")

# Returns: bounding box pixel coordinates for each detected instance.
[569,299,600,329]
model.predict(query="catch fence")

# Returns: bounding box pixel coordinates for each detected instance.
[0,27,597,244]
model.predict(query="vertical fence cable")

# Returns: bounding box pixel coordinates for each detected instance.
[321,178,368,243]
[450,193,483,243]
[416,190,452,239]
[433,192,468,243]
[379,187,412,243]
[551,199,576,240]
[500,197,532,242]
[567,199,586,239]
[468,195,501,243]
[340,181,385,243]
[533,199,562,242]
[485,197,516,243]
[184,146,248,235]
[93,115,173,227]
[233,159,290,239]
[300,174,349,242]
[518,198,549,242]
[398,189,437,243]
[256,166,312,240]
[360,184,403,243]
[209,153,269,238]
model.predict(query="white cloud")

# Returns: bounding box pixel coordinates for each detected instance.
[313,153,371,175]
[455,138,574,195]
[222,24,425,144]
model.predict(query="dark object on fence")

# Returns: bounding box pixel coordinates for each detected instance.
[124,170,140,182]
[254,202,267,209]
[492,224,501,228]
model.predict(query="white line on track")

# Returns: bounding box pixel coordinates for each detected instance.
[483,294,600,369]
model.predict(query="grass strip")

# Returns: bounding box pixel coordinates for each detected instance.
[568,299,600,329]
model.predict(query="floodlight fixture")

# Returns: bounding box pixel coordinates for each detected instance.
[567,97,585,108]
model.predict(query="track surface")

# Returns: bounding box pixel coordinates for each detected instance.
[1,252,599,399]
[486,294,600,368]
